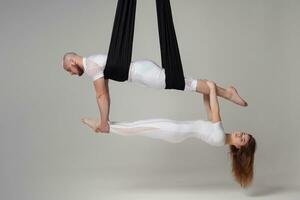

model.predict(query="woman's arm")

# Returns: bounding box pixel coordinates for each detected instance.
[104,79,110,122]
[206,81,221,123]
[203,94,212,121]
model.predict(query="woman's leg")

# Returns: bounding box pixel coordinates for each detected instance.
[81,117,100,133]
[196,79,248,107]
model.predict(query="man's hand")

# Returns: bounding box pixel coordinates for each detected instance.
[81,117,110,134]
[96,121,110,133]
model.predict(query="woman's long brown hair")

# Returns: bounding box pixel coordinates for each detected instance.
[229,134,256,188]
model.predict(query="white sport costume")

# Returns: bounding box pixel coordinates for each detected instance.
[109,119,225,146]
[82,54,198,91]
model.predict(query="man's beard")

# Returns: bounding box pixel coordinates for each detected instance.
[76,65,84,76]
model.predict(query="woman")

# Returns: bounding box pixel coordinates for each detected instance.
[81,80,256,188]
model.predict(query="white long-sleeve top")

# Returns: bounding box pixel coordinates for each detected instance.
[109,119,226,146]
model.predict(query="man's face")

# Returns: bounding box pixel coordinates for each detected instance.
[63,58,84,76]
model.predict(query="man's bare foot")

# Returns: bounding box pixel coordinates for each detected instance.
[227,86,248,107]
[81,117,100,132]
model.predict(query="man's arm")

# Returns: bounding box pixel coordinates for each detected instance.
[93,78,110,133]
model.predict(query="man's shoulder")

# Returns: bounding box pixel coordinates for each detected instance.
[87,53,107,59]
[88,54,107,67]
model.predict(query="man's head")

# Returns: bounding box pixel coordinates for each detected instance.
[62,52,84,76]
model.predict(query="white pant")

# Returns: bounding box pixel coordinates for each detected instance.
[109,119,225,146]
[128,60,197,91]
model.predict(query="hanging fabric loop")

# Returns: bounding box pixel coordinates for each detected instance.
[104,0,137,81]
[104,0,185,90]
[156,0,185,90]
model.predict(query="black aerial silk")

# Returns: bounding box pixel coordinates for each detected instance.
[104,0,185,90]
[103,0,136,82]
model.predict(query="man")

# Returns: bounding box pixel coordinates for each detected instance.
[62,52,247,133]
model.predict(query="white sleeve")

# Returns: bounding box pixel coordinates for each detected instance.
[210,122,226,146]
[85,56,105,81]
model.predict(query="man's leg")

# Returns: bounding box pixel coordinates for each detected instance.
[130,60,248,107]
[195,79,248,107]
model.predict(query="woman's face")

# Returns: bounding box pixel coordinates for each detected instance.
[231,131,250,149]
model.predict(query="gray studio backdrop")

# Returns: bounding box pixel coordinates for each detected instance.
[1,0,299,200]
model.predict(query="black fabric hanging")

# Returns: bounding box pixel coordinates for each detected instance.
[104,0,136,81]
[104,0,185,90]
[156,0,185,90]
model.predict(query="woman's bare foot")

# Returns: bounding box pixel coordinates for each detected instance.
[227,86,248,107]
[81,117,100,132]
